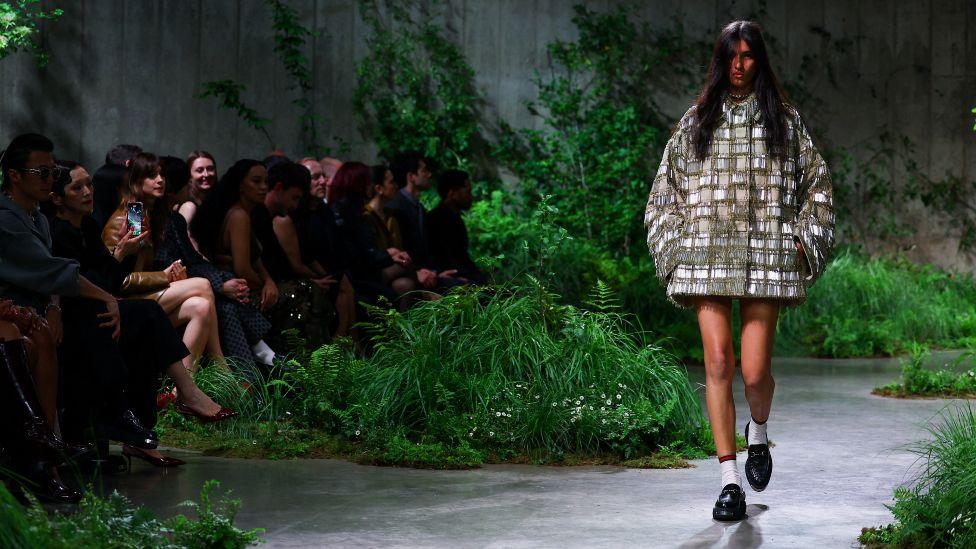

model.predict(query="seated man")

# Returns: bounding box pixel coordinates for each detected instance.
[386,152,463,290]
[426,170,486,285]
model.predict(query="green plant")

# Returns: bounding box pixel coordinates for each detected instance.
[0,481,262,548]
[860,405,976,547]
[198,80,275,149]
[874,344,976,398]
[0,0,62,66]
[353,0,486,170]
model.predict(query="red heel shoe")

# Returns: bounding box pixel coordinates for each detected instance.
[175,403,238,424]
[156,387,177,410]
[122,444,186,467]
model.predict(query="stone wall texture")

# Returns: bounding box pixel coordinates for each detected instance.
[2,0,974,267]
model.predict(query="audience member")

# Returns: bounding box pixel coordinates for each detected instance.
[427,169,487,284]
[49,160,235,465]
[298,157,356,338]
[102,152,225,369]
[92,144,142,229]
[177,150,217,252]
[190,160,280,340]
[365,164,419,290]
[387,152,461,290]
[330,162,422,310]
[161,156,275,369]
[253,161,335,346]
[319,157,343,204]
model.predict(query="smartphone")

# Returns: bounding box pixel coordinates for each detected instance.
[126,202,144,237]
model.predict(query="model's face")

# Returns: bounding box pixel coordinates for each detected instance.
[8,151,57,202]
[240,165,268,206]
[190,157,217,194]
[729,39,756,91]
[61,166,95,215]
[375,169,397,201]
[304,160,327,199]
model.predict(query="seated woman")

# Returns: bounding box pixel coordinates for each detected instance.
[177,150,216,252]
[0,302,87,503]
[330,162,424,311]
[51,161,236,465]
[159,156,275,370]
[365,164,420,289]
[101,153,224,371]
[190,160,281,346]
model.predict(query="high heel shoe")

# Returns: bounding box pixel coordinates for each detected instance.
[175,402,238,424]
[122,444,186,468]
[156,387,177,409]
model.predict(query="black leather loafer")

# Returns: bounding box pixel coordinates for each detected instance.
[745,422,772,492]
[712,483,746,521]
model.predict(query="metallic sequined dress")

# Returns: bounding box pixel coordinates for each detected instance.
[644,92,834,309]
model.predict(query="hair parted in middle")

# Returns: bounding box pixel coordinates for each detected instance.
[691,20,791,166]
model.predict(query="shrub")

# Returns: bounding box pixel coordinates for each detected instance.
[0,480,262,548]
[874,345,976,398]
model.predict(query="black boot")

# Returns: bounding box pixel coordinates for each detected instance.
[28,462,82,504]
[97,409,157,450]
[0,338,78,460]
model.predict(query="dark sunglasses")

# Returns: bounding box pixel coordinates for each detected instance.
[19,166,66,181]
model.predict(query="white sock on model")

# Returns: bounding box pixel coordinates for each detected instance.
[719,456,741,488]
[748,417,768,446]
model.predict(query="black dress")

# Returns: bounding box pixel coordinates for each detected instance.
[155,211,271,370]
[50,215,188,432]
[331,198,397,304]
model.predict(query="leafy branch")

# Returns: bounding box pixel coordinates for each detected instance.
[198,79,275,149]
[0,0,63,66]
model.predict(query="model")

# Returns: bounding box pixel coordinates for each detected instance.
[644,20,834,521]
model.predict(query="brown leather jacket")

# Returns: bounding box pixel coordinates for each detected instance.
[101,203,170,295]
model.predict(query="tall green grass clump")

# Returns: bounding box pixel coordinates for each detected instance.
[0,480,262,548]
[778,250,976,357]
[860,405,976,548]
[354,282,710,461]
[875,345,976,398]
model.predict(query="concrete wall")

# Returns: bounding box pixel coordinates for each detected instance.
[2,0,975,265]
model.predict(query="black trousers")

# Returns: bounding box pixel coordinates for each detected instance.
[59,298,188,439]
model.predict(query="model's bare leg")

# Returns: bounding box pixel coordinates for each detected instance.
[25,323,59,426]
[739,298,778,424]
[695,297,737,458]
[335,275,355,337]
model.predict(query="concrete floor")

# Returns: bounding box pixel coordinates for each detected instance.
[93,353,969,548]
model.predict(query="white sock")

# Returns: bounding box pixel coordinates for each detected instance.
[251,340,276,366]
[748,418,768,446]
[720,458,742,488]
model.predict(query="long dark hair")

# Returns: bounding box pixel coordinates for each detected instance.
[190,159,264,259]
[128,152,169,249]
[692,21,790,165]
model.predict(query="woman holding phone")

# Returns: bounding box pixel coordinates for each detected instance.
[102,153,225,372]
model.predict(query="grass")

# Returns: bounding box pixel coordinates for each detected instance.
[160,282,719,468]
[0,480,261,548]
[873,345,976,399]
[777,250,976,358]
[860,405,976,548]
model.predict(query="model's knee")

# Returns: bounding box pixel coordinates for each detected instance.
[742,370,774,393]
[703,348,734,383]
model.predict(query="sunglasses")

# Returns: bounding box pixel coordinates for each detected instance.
[19,166,66,181]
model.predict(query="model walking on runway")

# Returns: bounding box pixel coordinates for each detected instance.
[644,20,834,521]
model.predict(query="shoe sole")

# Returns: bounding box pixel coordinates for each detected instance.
[712,499,747,521]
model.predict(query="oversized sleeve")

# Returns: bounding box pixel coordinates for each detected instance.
[644,128,689,285]
[0,213,80,297]
[792,117,835,286]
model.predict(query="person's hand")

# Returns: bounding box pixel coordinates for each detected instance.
[114,228,151,261]
[99,298,121,341]
[437,269,458,280]
[311,275,337,289]
[8,305,38,335]
[416,268,438,289]
[261,279,278,310]
[45,306,63,344]
[164,260,187,282]
[220,278,250,304]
